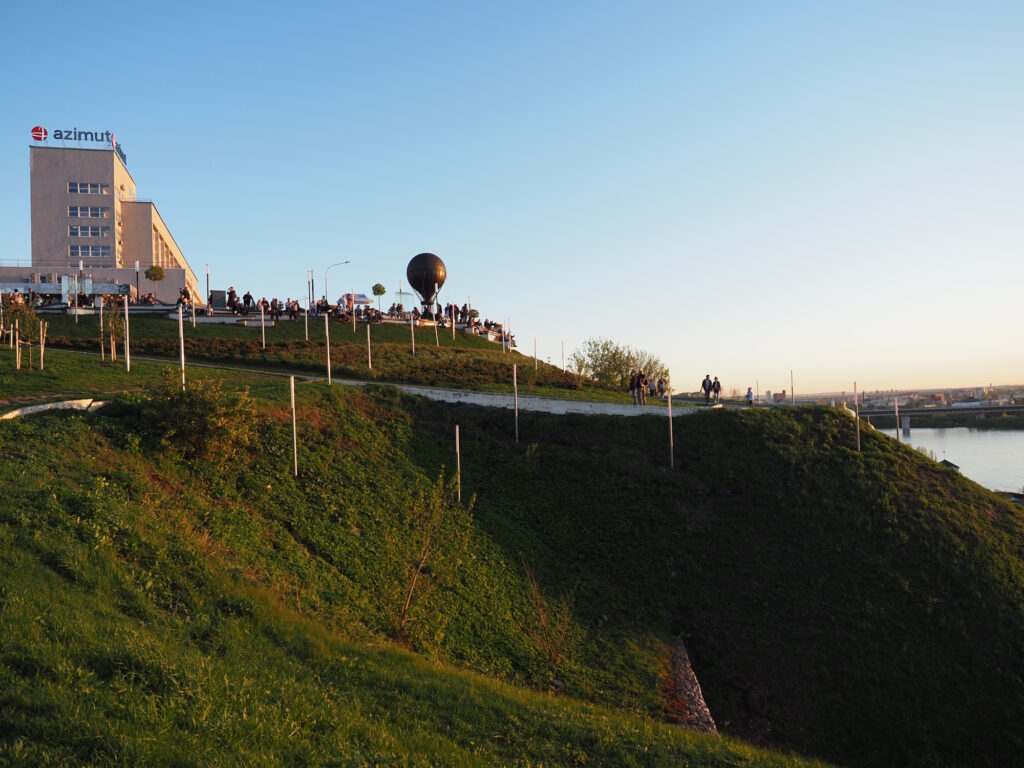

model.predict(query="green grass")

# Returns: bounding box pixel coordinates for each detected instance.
[2,339,1022,766]
[0,382,827,767]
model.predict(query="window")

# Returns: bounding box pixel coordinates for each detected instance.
[67,181,110,194]
[68,206,110,219]
[69,244,112,259]
[69,225,110,237]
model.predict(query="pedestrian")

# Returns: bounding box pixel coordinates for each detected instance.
[629,370,638,405]
[746,387,754,407]
[638,370,648,406]
[701,374,713,404]
[712,376,721,403]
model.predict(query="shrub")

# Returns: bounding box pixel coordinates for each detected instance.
[133,368,256,466]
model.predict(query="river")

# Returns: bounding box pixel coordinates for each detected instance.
[879,427,1024,493]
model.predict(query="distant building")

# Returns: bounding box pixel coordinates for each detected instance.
[0,131,201,305]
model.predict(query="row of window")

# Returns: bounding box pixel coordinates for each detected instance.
[69,225,110,238]
[68,206,109,219]
[69,245,112,258]
[67,182,110,195]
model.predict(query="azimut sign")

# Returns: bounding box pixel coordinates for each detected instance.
[31,125,127,165]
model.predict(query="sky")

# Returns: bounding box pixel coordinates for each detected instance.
[1,1,1022,394]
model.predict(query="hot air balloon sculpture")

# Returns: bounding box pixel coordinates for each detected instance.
[406,253,447,319]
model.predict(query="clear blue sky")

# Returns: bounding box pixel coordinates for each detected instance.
[2,1,1022,393]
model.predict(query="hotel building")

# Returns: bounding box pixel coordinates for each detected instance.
[1,133,201,305]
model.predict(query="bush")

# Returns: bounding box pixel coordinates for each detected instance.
[133,368,256,466]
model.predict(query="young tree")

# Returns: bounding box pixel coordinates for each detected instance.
[372,282,387,310]
[144,265,165,300]
[389,474,474,648]
[521,554,576,668]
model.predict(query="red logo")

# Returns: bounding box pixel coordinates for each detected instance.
[31,126,47,141]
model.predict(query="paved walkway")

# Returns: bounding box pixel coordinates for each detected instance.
[396,384,689,417]
[2,348,696,419]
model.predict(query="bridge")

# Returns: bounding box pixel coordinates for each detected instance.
[858,403,1024,418]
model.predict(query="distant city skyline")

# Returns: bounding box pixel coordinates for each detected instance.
[2,1,1022,393]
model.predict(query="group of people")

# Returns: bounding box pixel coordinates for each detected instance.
[628,370,667,405]
[700,375,756,406]
[223,287,304,321]
[700,375,722,404]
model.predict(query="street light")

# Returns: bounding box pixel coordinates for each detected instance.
[324,260,350,314]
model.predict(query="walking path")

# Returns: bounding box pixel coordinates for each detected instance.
[3,349,692,419]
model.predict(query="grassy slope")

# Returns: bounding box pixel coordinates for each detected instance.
[41,313,611,399]
[0,359,822,767]
[402,400,1024,767]
[2,340,1023,766]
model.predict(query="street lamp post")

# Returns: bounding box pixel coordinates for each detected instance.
[324,260,350,317]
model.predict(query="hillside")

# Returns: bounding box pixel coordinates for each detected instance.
[2,331,1023,766]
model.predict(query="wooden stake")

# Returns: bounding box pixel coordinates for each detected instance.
[178,305,186,390]
[513,363,519,445]
[455,424,461,502]
[261,304,266,349]
[668,384,674,469]
[854,381,861,452]
[325,313,332,385]
[99,300,104,361]
[367,323,372,369]
[291,375,298,477]
[410,314,415,356]
[123,294,130,373]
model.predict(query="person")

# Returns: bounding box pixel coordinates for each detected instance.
[746,387,754,407]
[637,370,648,406]
[629,370,638,405]
[712,376,721,403]
[243,290,254,314]
[701,374,713,404]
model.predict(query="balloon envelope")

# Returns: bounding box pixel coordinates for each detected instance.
[406,253,447,308]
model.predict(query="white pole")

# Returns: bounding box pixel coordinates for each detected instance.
[410,314,416,355]
[74,274,79,324]
[191,298,196,328]
[123,294,130,372]
[304,299,309,341]
[99,300,105,361]
[513,363,519,445]
[178,305,186,390]
[352,289,356,334]
[854,381,861,452]
[434,283,439,347]
[455,424,461,503]
[291,375,298,477]
[325,313,332,385]
[367,323,372,369]
[40,321,46,371]
[451,301,455,341]
[261,304,266,349]
[668,382,674,469]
